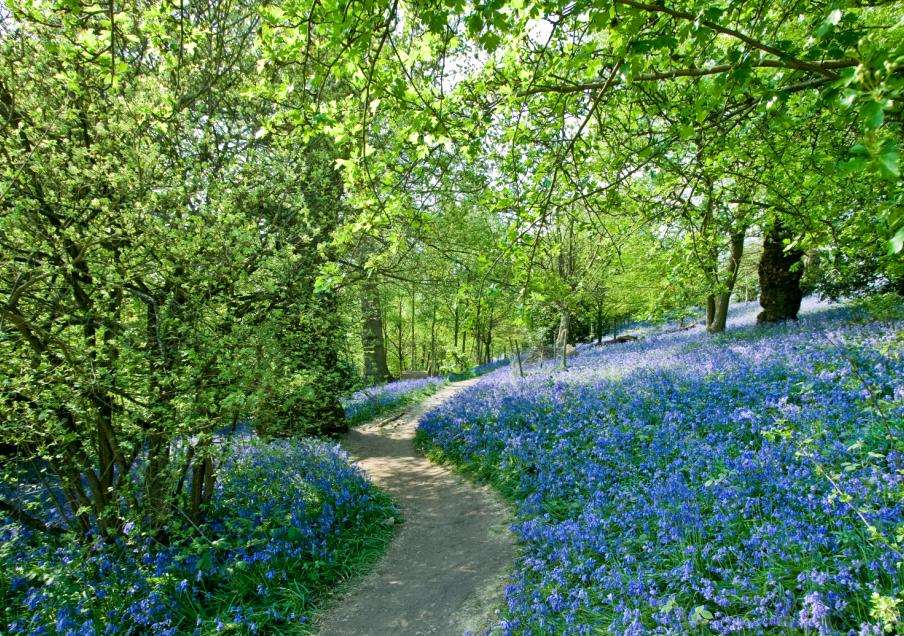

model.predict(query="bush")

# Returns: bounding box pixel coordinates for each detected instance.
[849,292,904,323]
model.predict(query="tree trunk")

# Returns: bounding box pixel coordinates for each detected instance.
[556,309,569,369]
[757,220,804,323]
[189,451,215,523]
[709,229,746,333]
[510,337,524,378]
[409,291,416,369]
[595,301,604,345]
[396,296,404,373]
[361,280,390,382]
[428,304,437,374]
[452,302,459,350]
[474,300,482,364]
[484,309,493,364]
[706,295,716,329]
[144,299,174,530]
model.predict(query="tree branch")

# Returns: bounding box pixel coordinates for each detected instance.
[615,0,849,79]
[519,59,855,96]
[0,499,65,535]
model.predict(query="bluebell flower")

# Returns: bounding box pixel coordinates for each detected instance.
[2,434,393,633]
[419,299,904,634]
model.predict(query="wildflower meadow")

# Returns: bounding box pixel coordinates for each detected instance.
[3,0,902,627]
[419,300,904,634]
[1,438,396,634]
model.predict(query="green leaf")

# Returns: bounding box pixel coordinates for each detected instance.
[838,157,866,174]
[466,13,483,35]
[889,227,904,254]
[815,9,842,38]
[482,31,502,52]
[861,100,884,130]
[660,595,677,613]
[878,147,899,179]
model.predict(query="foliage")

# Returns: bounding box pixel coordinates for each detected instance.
[419,300,904,634]
[467,358,512,378]
[849,293,904,323]
[0,0,353,546]
[296,0,904,347]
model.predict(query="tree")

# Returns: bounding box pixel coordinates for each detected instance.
[0,0,356,541]
[757,219,805,323]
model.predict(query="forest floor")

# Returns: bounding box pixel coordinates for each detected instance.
[317,379,514,636]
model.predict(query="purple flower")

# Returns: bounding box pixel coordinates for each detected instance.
[799,592,830,633]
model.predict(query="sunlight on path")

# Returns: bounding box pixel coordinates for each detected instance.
[316,379,515,636]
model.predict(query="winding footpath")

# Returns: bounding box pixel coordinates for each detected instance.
[318,379,514,636]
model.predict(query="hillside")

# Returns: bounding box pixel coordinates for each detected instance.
[419,301,904,634]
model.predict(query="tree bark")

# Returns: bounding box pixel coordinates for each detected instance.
[452,301,459,350]
[361,280,391,382]
[510,338,524,377]
[474,299,482,364]
[708,228,746,333]
[396,296,404,373]
[483,308,493,365]
[757,220,804,323]
[409,291,416,369]
[595,301,604,345]
[428,304,437,374]
[556,309,570,369]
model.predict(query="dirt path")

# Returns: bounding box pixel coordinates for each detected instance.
[317,379,514,636]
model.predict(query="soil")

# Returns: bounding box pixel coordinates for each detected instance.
[317,379,514,636]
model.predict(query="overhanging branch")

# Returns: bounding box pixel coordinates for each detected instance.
[519,59,855,96]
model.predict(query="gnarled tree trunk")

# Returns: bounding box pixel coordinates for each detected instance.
[757,220,804,323]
